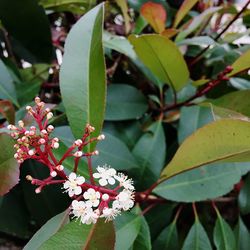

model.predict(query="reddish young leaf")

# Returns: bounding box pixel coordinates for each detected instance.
[141,2,166,33]
[0,100,15,124]
[0,134,20,196]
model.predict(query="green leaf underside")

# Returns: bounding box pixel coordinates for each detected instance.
[238,174,250,214]
[60,3,106,148]
[182,219,212,250]
[24,210,69,250]
[0,134,20,196]
[39,219,115,250]
[105,84,148,121]
[129,34,189,91]
[213,213,236,250]
[234,217,250,250]
[162,119,250,180]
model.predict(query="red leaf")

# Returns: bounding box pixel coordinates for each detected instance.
[0,134,20,196]
[141,2,166,33]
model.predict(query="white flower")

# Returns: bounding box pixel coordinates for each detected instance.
[93,166,116,186]
[81,209,99,225]
[115,173,135,191]
[63,173,85,197]
[83,188,101,207]
[71,200,88,218]
[113,190,134,211]
[101,207,120,221]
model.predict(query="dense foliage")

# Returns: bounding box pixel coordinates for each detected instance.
[1,0,250,249]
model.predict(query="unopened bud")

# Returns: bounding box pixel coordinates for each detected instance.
[47,125,54,132]
[41,130,48,136]
[52,142,59,149]
[28,149,35,156]
[37,102,45,108]
[7,124,17,130]
[30,126,36,131]
[18,120,24,128]
[47,112,53,119]
[102,194,109,201]
[35,97,41,104]
[26,106,32,111]
[53,137,59,142]
[56,165,64,171]
[17,159,24,163]
[35,187,41,194]
[45,108,50,113]
[24,131,30,136]
[26,175,33,181]
[14,153,19,159]
[29,131,35,136]
[86,123,95,132]
[74,139,83,147]
[93,150,99,156]
[97,134,105,140]
[74,151,83,157]
[50,171,57,177]
[39,138,46,144]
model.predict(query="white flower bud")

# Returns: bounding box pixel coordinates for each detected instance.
[7,124,17,130]
[41,130,48,136]
[26,175,33,181]
[30,126,36,131]
[26,106,32,111]
[14,153,19,159]
[102,194,109,201]
[18,120,24,128]
[35,97,41,104]
[45,108,50,113]
[24,131,30,136]
[50,171,57,177]
[37,101,45,108]
[97,134,105,140]
[56,165,64,171]
[29,131,35,136]
[93,150,99,156]
[47,112,53,119]
[47,125,54,132]
[28,150,35,156]
[17,159,24,164]
[53,137,59,142]
[52,142,59,149]
[39,138,46,144]
[74,139,83,147]
[35,187,41,194]
[74,151,83,157]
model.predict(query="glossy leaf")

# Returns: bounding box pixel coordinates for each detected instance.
[0,0,53,63]
[105,84,148,121]
[228,49,250,76]
[155,163,250,202]
[40,219,115,250]
[182,218,212,250]
[129,34,189,91]
[93,132,139,171]
[209,90,250,117]
[234,217,250,250]
[133,215,151,250]
[173,0,199,28]
[153,220,179,250]
[24,210,70,250]
[0,100,15,124]
[213,211,236,250]
[229,77,250,90]
[176,7,222,41]
[115,212,141,250]
[238,174,250,214]
[0,134,19,196]
[0,60,18,107]
[60,4,106,143]
[177,36,215,46]
[133,121,166,188]
[141,2,166,33]
[161,119,250,180]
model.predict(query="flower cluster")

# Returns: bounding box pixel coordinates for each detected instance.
[63,166,135,224]
[7,97,135,224]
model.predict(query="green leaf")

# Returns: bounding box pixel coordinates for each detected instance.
[129,34,189,91]
[178,105,213,144]
[115,212,141,250]
[234,217,250,250]
[133,215,152,250]
[161,119,250,180]
[173,0,199,28]
[24,210,69,250]
[105,84,148,121]
[213,211,236,250]
[0,0,53,63]
[153,220,179,250]
[182,218,212,250]
[132,121,166,188]
[228,49,250,77]
[103,32,137,59]
[93,132,139,171]
[229,78,250,90]
[0,60,19,107]
[155,163,250,202]
[0,134,19,196]
[238,174,250,214]
[176,7,222,41]
[176,36,215,46]
[209,90,250,117]
[60,3,106,143]
[40,219,115,250]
